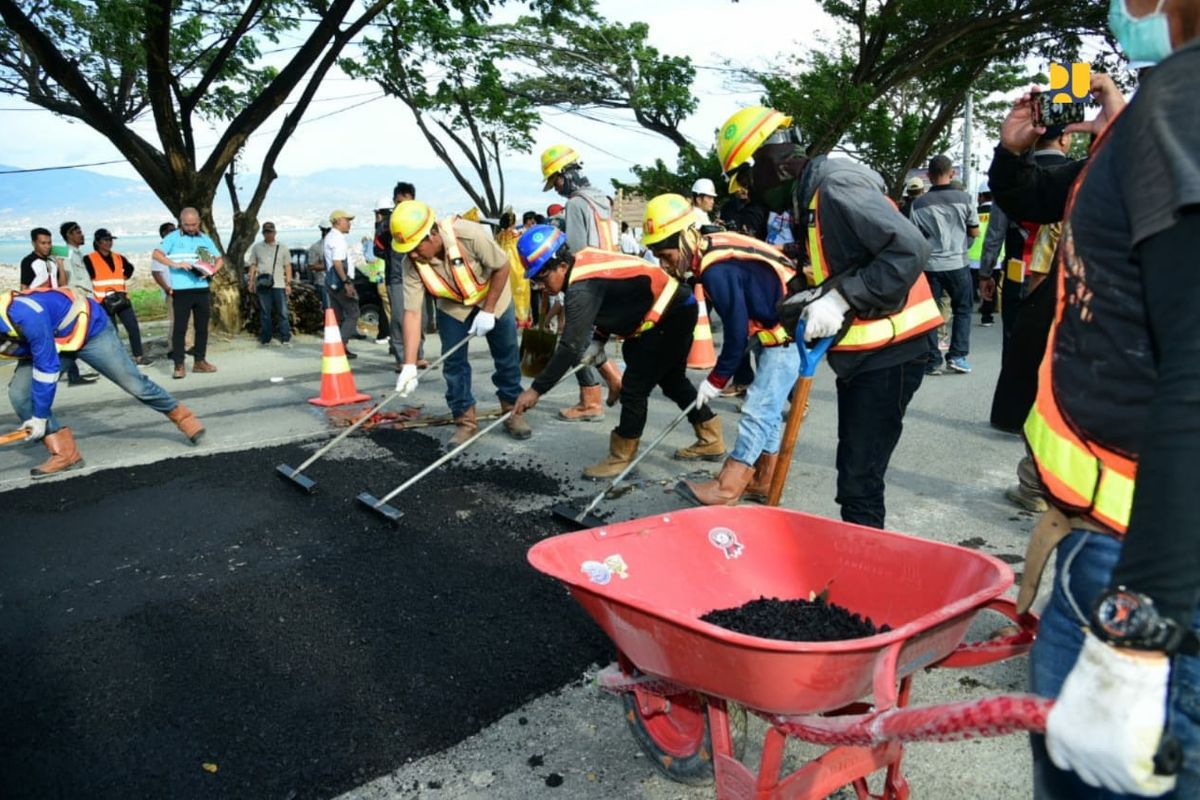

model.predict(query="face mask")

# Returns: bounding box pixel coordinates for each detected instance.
[1109,0,1173,65]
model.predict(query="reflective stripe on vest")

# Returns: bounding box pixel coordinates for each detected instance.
[568,249,678,336]
[86,251,127,300]
[807,189,942,352]
[412,217,490,307]
[1024,122,1135,534]
[574,193,619,252]
[698,232,795,346]
[0,287,91,353]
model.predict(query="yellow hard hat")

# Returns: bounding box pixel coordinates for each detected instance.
[642,193,697,248]
[716,106,792,175]
[391,200,436,254]
[540,144,580,190]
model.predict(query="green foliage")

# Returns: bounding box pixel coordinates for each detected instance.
[129,287,167,321]
[612,146,723,201]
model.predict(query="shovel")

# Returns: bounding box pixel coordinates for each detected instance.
[763,321,834,506]
[357,360,593,525]
[519,324,557,378]
[275,335,474,493]
[552,399,699,530]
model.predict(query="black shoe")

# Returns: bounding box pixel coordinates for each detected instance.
[133,355,156,366]
[186,347,195,356]
[69,374,99,385]
[345,350,357,360]
[350,333,368,341]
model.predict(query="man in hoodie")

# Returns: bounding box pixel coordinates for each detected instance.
[539,144,623,422]
[718,106,937,528]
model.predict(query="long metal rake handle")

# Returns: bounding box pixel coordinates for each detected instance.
[365,360,593,510]
[290,334,474,474]
[574,398,698,522]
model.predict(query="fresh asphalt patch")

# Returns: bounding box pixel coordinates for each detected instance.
[0,429,612,799]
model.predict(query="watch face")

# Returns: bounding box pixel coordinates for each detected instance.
[1095,590,1151,641]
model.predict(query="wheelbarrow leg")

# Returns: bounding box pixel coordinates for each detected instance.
[879,676,914,800]
[755,726,788,797]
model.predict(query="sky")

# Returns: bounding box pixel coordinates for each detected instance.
[0,0,835,216]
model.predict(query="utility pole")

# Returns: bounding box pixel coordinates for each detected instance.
[962,93,973,193]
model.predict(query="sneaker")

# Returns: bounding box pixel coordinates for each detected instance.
[259,341,271,348]
[946,356,972,374]
[375,336,390,345]
[925,363,944,376]
[68,374,99,385]
[980,317,995,327]
[281,341,293,349]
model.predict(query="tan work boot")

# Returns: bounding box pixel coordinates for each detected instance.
[449,406,478,447]
[742,452,779,504]
[598,360,623,407]
[676,458,754,506]
[31,427,84,478]
[166,403,206,444]
[583,431,640,480]
[501,400,533,440]
[1005,484,1048,513]
[674,416,726,461]
[559,385,604,422]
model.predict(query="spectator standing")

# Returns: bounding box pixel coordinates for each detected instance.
[899,177,925,219]
[719,178,769,240]
[910,155,981,375]
[151,221,191,359]
[323,210,360,356]
[383,182,426,369]
[247,221,293,347]
[690,178,718,226]
[19,227,60,290]
[495,211,533,328]
[55,221,97,385]
[972,184,997,326]
[619,221,641,255]
[86,228,153,365]
[152,207,221,379]
[306,220,331,309]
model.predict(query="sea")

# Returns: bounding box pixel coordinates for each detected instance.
[0,228,322,267]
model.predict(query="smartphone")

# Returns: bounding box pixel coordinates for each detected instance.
[1035,92,1086,128]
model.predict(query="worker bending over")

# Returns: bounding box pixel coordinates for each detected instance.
[1,286,205,477]
[511,225,725,478]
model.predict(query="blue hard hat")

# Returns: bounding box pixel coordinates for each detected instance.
[517,224,566,279]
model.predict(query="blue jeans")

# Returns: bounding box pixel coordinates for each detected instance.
[729,344,799,465]
[1031,530,1200,799]
[925,267,973,363]
[256,287,292,343]
[438,304,523,417]
[8,325,178,434]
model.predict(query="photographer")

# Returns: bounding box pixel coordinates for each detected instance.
[247,222,293,347]
[988,6,1200,796]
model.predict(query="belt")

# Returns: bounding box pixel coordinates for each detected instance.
[1016,508,1119,614]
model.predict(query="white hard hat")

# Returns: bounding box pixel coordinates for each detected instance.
[316,218,331,229]
[690,178,717,197]
[977,181,990,195]
[376,196,395,212]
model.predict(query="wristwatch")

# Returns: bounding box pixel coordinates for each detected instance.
[1091,587,1198,654]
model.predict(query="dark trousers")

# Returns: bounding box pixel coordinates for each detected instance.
[616,302,715,439]
[1000,277,1024,355]
[977,273,997,322]
[835,357,925,528]
[109,304,144,357]
[256,287,292,343]
[328,286,359,344]
[991,276,1056,432]
[924,267,973,364]
[172,289,210,365]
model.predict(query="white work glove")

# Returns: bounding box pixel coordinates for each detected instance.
[21,416,47,441]
[395,364,420,398]
[695,379,722,408]
[583,339,605,365]
[1046,631,1174,796]
[799,289,851,342]
[468,310,496,338]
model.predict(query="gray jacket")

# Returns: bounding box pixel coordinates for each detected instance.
[564,186,613,253]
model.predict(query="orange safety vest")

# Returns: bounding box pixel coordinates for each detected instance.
[807,189,942,352]
[412,217,490,307]
[697,231,796,346]
[1023,125,1135,534]
[0,287,91,353]
[86,251,128,300]
[568,248,679,337]
[573,193,620,252]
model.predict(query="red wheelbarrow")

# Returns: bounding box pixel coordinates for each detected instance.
[527,506,1045,799]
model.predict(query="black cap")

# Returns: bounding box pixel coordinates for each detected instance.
[93,228,116,241]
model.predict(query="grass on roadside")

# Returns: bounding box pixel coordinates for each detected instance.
[130,287,167,321]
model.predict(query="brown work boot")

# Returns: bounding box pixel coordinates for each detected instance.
[676,458,754,506]
[192,360,218,373]
[583,431,640,480]
[598,360,623,407]
[173,363,186,379]
[558,385,604,422]
[30,427,84,478]
[742,452,779,504]
[674,416,726,461]
[448,406,478,447]
[501,400,533,440]
[166,403,206,444]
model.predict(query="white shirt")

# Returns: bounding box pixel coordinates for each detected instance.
[619,229,640,256]
[692,207,712,227]
[323,229,351,277]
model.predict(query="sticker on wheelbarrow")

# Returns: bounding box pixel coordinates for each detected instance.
[708,527,744,559]
[580,555,629,585]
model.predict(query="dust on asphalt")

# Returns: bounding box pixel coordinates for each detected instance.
[0,429,612,800]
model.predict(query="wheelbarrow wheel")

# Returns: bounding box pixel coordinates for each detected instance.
[621,685,746,786]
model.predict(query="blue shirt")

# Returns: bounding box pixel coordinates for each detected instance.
[160,229,219,290]
[699,259,786,382]
[5,290,108,418]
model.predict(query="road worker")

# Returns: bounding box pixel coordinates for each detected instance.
[390,200,531,445]
[988,2,1200,792]
[641,194,799,506]
[511,225,725,478]
[718,106,937,528]
[1,286,204,477]
[539,144,623,422]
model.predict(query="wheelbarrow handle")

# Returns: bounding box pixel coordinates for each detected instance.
[934,596,1039,669]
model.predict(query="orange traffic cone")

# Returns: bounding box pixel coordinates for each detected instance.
[309,309,371,407]
[687,284,717,370]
